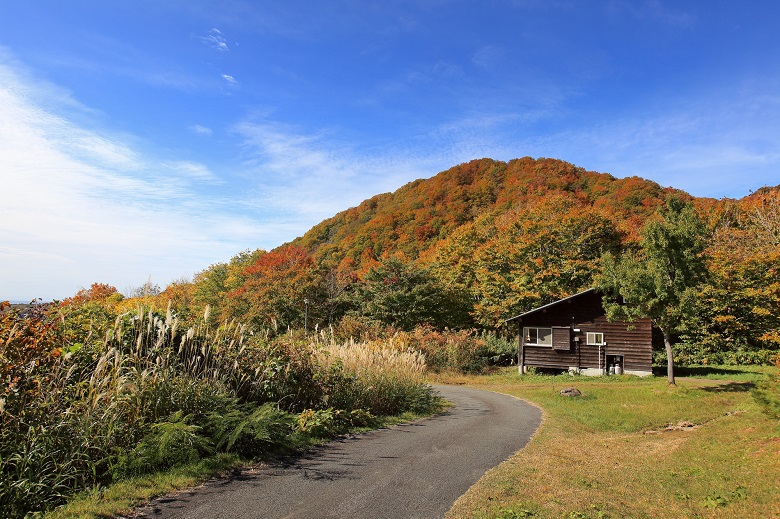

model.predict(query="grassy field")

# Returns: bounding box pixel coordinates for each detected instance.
[436,366,780,519]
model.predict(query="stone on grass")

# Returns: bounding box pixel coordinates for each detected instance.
[560,387,582,397]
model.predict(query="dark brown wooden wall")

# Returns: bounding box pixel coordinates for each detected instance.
[516,291,652,372]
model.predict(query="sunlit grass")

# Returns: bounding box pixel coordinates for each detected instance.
[314,338,442,416]
[439,367,780,519]
[45,454,242,519]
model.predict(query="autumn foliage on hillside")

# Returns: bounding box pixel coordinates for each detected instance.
[95,157,779,365]
[293,157,667,263]
[281,157,677,328]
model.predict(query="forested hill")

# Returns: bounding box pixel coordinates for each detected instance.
[97,155,778,363]
[291,157,695,267]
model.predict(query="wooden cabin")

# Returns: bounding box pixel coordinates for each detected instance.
[506,289,653,376]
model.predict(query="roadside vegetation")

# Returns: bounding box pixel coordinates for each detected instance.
[0,300,442,519]
[2,295,778,518]
[439,365,780,519]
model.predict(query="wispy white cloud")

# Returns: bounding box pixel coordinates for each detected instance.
[605,0,696,27]
[376,61,464,96]
[26,37,211,94]
[526,85,780,198]
[163,160,222,183]
[202,28,229,52]
[0,58,270,301]
[132,69,210,92]
[221,74,237,84]
[234,62,780,242]
[233,120,435,223]
[189,124,213,136]
[471,45,505,70]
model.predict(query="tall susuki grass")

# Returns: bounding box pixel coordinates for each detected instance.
[0,301,440,518]
[327,316,517,373]
[315,339,434,415]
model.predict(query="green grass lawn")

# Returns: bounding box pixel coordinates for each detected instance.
[436,366,780,519]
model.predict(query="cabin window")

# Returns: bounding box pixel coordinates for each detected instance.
[524,327,552,346]
[586,332,605,345]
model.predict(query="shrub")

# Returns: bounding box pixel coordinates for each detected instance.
[295,407,376,438]
[658,343,780,366]
[114,412,213,478]
[390,326,514,373]
[207,402,296,458]
[330,314,386,343]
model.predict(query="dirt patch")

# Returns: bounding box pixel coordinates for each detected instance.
[644,410,745,434]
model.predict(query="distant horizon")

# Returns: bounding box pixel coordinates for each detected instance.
[3,1,780,302]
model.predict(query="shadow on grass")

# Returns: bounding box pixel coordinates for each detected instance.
[654,365,764,378]
[697,381,756,393]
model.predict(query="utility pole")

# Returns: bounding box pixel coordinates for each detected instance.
[304,298,309,334]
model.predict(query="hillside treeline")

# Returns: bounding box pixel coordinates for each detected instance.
[139,157,778,365]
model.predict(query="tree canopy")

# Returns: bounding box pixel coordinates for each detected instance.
[598,196,709,384]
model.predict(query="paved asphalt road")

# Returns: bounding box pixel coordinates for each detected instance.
[130,385,541,519]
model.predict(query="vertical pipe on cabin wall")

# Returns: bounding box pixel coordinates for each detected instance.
[577,340,581,371]
[599,344,606,375]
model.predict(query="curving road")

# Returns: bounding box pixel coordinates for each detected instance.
[129,385,541,519]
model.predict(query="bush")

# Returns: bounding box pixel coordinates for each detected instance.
[207,402,296,458]
[391,326,514,373]
[656,343,780,366]
[330,314,386,343]
[114,412,213,478]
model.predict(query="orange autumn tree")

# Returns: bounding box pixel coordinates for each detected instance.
[227,245,321,332]
[193,249,265,322]
[422,194,622,328]
[61,282,121,307]
[677,187,780,362]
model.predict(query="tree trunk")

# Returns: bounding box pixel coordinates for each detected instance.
[663,331,676,386]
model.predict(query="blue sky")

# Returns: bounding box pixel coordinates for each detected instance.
[2,1,779,301]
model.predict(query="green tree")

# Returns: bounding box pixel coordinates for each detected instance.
[598,196,709,385]
[355,256,470,330]
[193,249,264,321]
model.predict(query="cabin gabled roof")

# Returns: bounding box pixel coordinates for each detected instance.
[505,288,597,323]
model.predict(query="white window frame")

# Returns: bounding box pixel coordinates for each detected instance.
[586,332,605,345]
[524,327,553,347]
